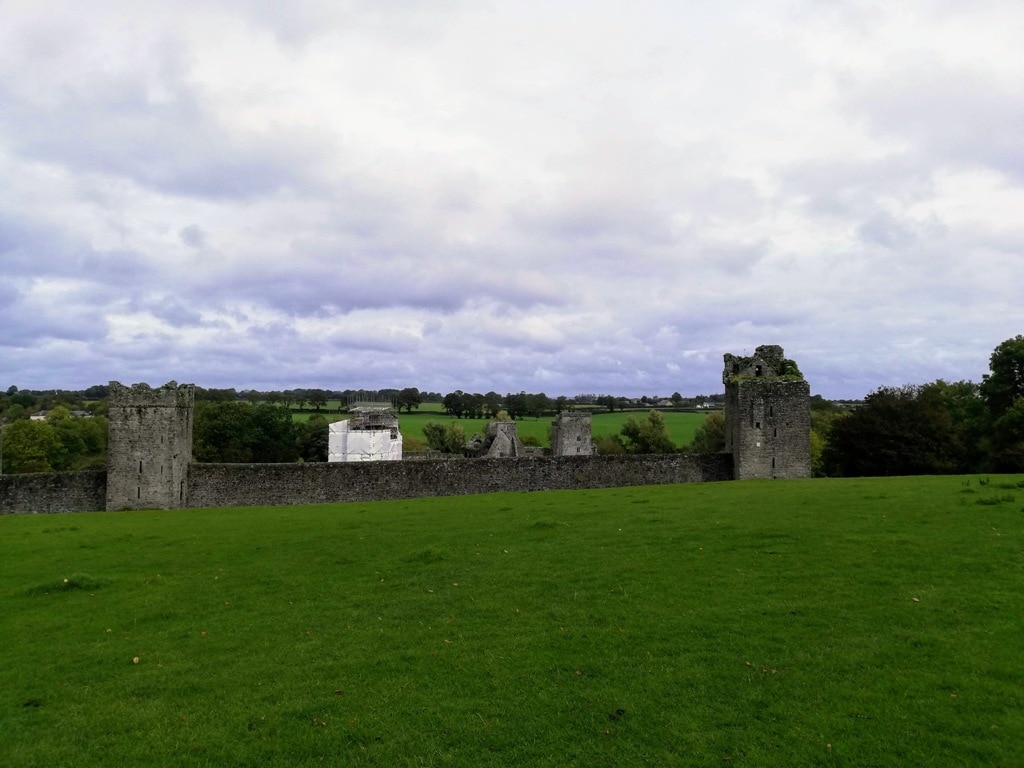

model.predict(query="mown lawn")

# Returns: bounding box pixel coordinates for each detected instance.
[2,475,1022,766]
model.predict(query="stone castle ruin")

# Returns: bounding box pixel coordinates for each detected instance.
[723,345,811,480]
[465,421,528,458]
[550,411,597,456]
[106,381,194,511]
[1,344,810,514]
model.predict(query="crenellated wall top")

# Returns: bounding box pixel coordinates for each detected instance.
[108,381,195,408]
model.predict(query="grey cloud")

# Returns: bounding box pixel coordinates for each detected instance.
[181,239,567,319]
[699,240,770,276]
[0,213,156,287]
[0,294,109,347]
[779,155,932,218]
[179,225,206,249]
[7,86,327,199]
[856,211,917,249]
[849,63,1024,179]
[143,297,206,328]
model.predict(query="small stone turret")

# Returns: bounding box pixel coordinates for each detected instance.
[106,381,194,510]
[723,345,810,479]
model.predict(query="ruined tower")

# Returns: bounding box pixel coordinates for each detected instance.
[106,381,194,510]
[550,411,596,456]
[723,345,810,480]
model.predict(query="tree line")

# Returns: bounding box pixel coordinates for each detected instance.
[813,335,1024,475]
[3,335,1022,474]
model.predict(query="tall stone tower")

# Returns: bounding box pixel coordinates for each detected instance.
[723,345,810,480]
[550,411,596,456]
[106,381,194,511]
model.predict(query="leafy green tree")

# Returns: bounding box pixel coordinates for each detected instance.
[466,393,486,419]
[44,407,82,470]
[195,387,238,402]
[620,410,675,454]
[594,434,626,455]
[82,384,109,399]
[980,335,1024,417]
[296,415,330,462]
[8,391,37,410]
[1,419,60,473]
[395,387,423,413]
[925,380,990,472]
[808,399,847,476]
[504,392,527,420]
[194,402,299,463]
[422,421,466,454]
[990,397,1024,471]
[308,390,329,411]
[443,391,465,418]
[689,411,725,454]
[483,392,503,419]
[822,385,967,476]
[527,393,552,418]
[671,392,683,406]
[4,403,29,422]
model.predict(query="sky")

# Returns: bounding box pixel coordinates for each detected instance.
[2,1,1022,399]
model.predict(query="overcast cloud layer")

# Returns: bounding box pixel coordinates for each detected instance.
[2,1,1022,398]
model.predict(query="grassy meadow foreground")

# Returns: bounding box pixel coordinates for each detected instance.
[2,476,1022,766]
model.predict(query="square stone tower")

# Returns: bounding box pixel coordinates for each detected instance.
[106,381,194,510]
[723,345,810,479]
[550,411,596,456]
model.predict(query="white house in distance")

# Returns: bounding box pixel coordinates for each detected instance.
[328,405,403,462]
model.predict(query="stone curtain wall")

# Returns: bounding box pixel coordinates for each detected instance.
[0,471,106,515]
[0,455,731,515]
[187,454,733,509]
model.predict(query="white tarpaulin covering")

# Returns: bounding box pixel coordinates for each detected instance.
[328,420,403,462]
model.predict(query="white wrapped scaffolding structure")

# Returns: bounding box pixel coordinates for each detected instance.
[328,407,402,462]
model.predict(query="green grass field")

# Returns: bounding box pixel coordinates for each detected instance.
[374,410,710,450]
[288,406,710,449]
[4,475,1022,766]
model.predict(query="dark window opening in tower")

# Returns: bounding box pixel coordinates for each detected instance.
[755,365,763,377]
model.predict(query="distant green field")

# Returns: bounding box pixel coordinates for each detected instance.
[3,475,1022,766]
[397,409,711,450]
[289,407,710,449]
[589,410,710,447]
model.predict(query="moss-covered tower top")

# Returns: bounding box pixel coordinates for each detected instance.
[723,344,804,384]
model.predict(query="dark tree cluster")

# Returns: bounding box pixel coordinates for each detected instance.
[440,391,556,419]
[192,402,333,464]
[819,336,1024,476]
